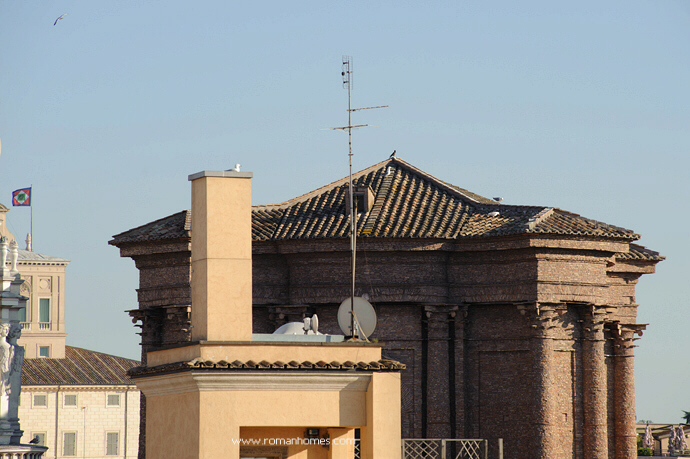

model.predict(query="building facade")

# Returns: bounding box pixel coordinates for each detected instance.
[110,158,663,459]
[20,347,140,459]
[1,203,141,459]
[0,203,68,359]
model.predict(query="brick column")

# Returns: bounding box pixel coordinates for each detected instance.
[583,307,608,459]
[532,305,557,459]
[453,306,467,439]
[424,305,457,438]
[613,325,639,459]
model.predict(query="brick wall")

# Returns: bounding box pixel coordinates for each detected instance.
[114,233,658,459]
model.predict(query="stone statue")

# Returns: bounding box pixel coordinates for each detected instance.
[0,238,45,454]
[7,324,23,396]
[0,323,12,397]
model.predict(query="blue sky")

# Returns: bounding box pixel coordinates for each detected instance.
[1,1,688,423]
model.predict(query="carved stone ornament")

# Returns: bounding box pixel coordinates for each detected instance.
[38,278,51,292]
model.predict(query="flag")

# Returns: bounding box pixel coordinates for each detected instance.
[12,188,31,206]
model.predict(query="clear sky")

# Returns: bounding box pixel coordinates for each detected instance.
[1,1,688,423]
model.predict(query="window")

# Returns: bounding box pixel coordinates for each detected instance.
[64,394,77,407]
[18,306,26,323]
[345,185,374,215]
[107,394,120,407]
[33,394,47,407]
[39,346,50,358]
[39,298,50,323]
[63,432,76,456]
[106,432,119,455]
[31,432,46,446]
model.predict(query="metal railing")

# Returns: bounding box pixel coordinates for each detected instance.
[402,439,489,459]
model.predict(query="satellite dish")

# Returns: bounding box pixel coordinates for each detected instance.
[273,322,308,335]
[337,297,377,338]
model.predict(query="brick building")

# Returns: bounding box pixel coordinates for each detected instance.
[110,157,663,459]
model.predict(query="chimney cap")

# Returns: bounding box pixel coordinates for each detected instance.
[188,170,253,181]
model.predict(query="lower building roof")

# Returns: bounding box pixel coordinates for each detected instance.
[22,346,140,386]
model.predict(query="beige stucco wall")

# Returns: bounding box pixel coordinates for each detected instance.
[146,391,200,459]
[361,372,401,459]
[16,262,69,359]
[190,173,253,342]
[147,342,383,367]
[137,369,401,459]
[19,385,140,459]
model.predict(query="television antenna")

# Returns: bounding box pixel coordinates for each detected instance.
[326,56,387,340]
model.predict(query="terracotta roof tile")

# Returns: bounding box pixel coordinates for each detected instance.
[128,357,405,377]
[22,346,140,386]
[109,158,641,247]
[110,210,190,245]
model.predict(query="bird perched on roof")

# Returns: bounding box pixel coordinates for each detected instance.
[29,435,40,444]
[53,14,66,25]
[389,150,396,158]
[230,164,242,172]
[493,197,503,203]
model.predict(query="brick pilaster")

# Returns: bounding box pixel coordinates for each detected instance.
[453,305,466,439]
[613,325,640,459]
[424,305,457,438]
[583,307,609,459]
[532,305,558,459]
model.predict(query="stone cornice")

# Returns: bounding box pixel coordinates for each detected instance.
[135,371,371,397]
[23,384,137,392]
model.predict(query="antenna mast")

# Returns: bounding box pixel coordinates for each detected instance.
[329,56,388,339]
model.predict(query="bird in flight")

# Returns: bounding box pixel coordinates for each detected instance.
[389,150,396,158]
[54,14,67,26]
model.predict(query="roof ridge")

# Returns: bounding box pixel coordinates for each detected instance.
[526,207,554,231]
[362,170,394,235]
[252,158,394,211]
[391,158,493,205]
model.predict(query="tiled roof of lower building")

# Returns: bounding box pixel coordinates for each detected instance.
[17,249,70,264]
[109,157,640,246]
[21,346,140,386]
[128,358,406,378]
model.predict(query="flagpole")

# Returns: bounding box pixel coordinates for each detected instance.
[30,184,33,252]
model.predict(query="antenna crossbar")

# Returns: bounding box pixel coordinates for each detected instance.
[348,105,389,112]
[328,124,370,131]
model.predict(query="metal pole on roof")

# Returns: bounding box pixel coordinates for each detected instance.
[345,58,356,339]
[328,56,387,339]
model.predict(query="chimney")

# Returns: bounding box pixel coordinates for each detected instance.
[188,170,253,342]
